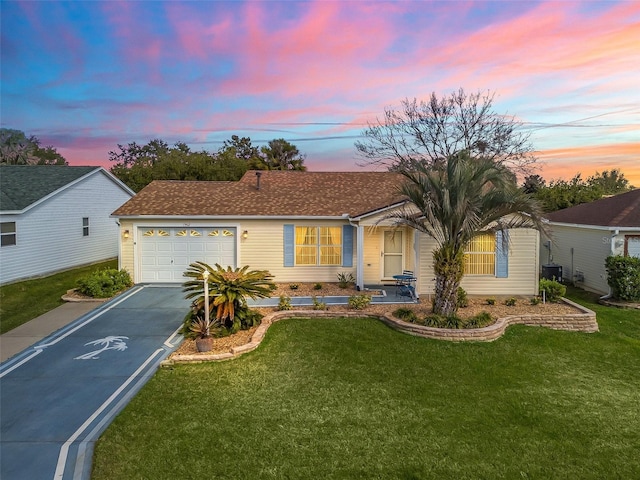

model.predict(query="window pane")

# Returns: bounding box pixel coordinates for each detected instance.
[1,222,16,234]
[320,246,341,265]
[82,217,89,227]
[320,227,341,246]
[1,234,16,247]
[464,233,495,275]
[296,226,317,245]
[296,246,317,265]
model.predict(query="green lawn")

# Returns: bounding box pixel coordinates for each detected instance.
[92,288,640,479]
[0,259,117,334]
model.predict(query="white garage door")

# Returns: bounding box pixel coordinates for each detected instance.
[138,227,236,283]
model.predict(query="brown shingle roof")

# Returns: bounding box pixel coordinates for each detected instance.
[545,188,640,227]
[112,170,406,217]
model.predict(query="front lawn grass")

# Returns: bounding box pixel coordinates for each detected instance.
[0,259,117,334]
[93,288,640,479]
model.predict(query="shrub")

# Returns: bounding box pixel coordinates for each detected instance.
[348,294,371,310]
[464,311,494,328]
[289,284,299,290]
[605,255,640,301]
[486,298,496,305]
[422,314,462,329]
[393,307,418,323]
[337,272,355,288]
[182,262,275,333]
[539,278,566,302]
[278,295,292,311]
[76,268,132,298]
[504,297,517,307]
[456,287,468,307]
[313,283,323,290]
[312,296,327,311]
[530,296,541,305]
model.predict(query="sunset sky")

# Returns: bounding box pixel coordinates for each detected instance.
[2,0,639,185]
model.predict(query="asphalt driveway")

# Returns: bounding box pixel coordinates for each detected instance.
[0,285,189,480]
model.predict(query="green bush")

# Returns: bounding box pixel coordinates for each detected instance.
[530,296,541,305]
[278,295,292,311]
[605,255,640,301]
[312,296,327,311]
[464,311,494,328]
[337,272,355,288]
[486,298,496,305]
[76,268,132,298]
[539,278,566,302]
[393,307,418,323]
[504,297,517,307]
[313,283,323,290]
[348,294,371,310]
[456,287,468,307]
[289,284,299,290]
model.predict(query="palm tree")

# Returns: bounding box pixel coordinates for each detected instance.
[183,262,275,329]
[388,152,547,317]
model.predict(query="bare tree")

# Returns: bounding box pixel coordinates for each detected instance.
[356,89,537,175]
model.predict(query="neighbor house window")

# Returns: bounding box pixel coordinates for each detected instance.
[1,222,16,247]
[295,226,342,266]
[82,217,89,236]
[464,233,495,275]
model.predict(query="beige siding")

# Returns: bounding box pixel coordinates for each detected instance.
[241,219,357,283]
[418,229,540,296]
[541,225,613,295]
[118,220,135,277]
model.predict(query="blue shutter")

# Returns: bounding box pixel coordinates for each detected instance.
[495,230,509,278]
[284,224,294,267]
[342,225,354,267]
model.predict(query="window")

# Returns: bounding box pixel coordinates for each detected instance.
[1,222,16,247]
[625,235,640,258]
[82,218,89,237]
[464,233,495,275]
[295,226,342,266]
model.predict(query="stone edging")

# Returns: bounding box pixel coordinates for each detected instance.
[165,298,597,365]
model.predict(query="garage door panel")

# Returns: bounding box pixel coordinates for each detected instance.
[138,227,237,283]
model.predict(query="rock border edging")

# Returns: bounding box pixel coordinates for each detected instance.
[165,298,597,364]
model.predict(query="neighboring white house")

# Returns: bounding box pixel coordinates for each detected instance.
[0,165,134,284]
[112,170,541,297]
[541,188,640,295]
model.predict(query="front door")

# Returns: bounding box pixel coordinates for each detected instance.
[382,230,404,279]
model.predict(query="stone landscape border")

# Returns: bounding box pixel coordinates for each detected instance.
[165,298,597,364]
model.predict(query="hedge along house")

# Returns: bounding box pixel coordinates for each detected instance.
[542,188,640,295]
[112,170,541,298]
[0,165,134,285]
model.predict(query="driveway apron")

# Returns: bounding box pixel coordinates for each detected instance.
[0,285,189,480]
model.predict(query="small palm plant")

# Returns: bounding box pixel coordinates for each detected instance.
[183,262,275,333]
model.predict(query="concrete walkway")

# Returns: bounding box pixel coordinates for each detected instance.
[1,302,101,363]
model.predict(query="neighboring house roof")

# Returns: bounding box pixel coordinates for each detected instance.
[0,165,134,213]
[112,170,407,218]
[545,188,640,228]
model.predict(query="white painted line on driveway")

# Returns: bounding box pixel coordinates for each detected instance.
[53,348,165,479]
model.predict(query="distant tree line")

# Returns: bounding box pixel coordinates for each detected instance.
[522,169,634,212]
[108,135,306,191]
[0,128,68,165]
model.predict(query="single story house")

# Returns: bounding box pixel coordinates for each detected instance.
[112,170,541,297]
[542,188,640,295]
[0,165,134,285]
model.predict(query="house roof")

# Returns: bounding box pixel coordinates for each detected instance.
[112,170,407,218]
[0,165,101,212]
[545,188,640,228]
